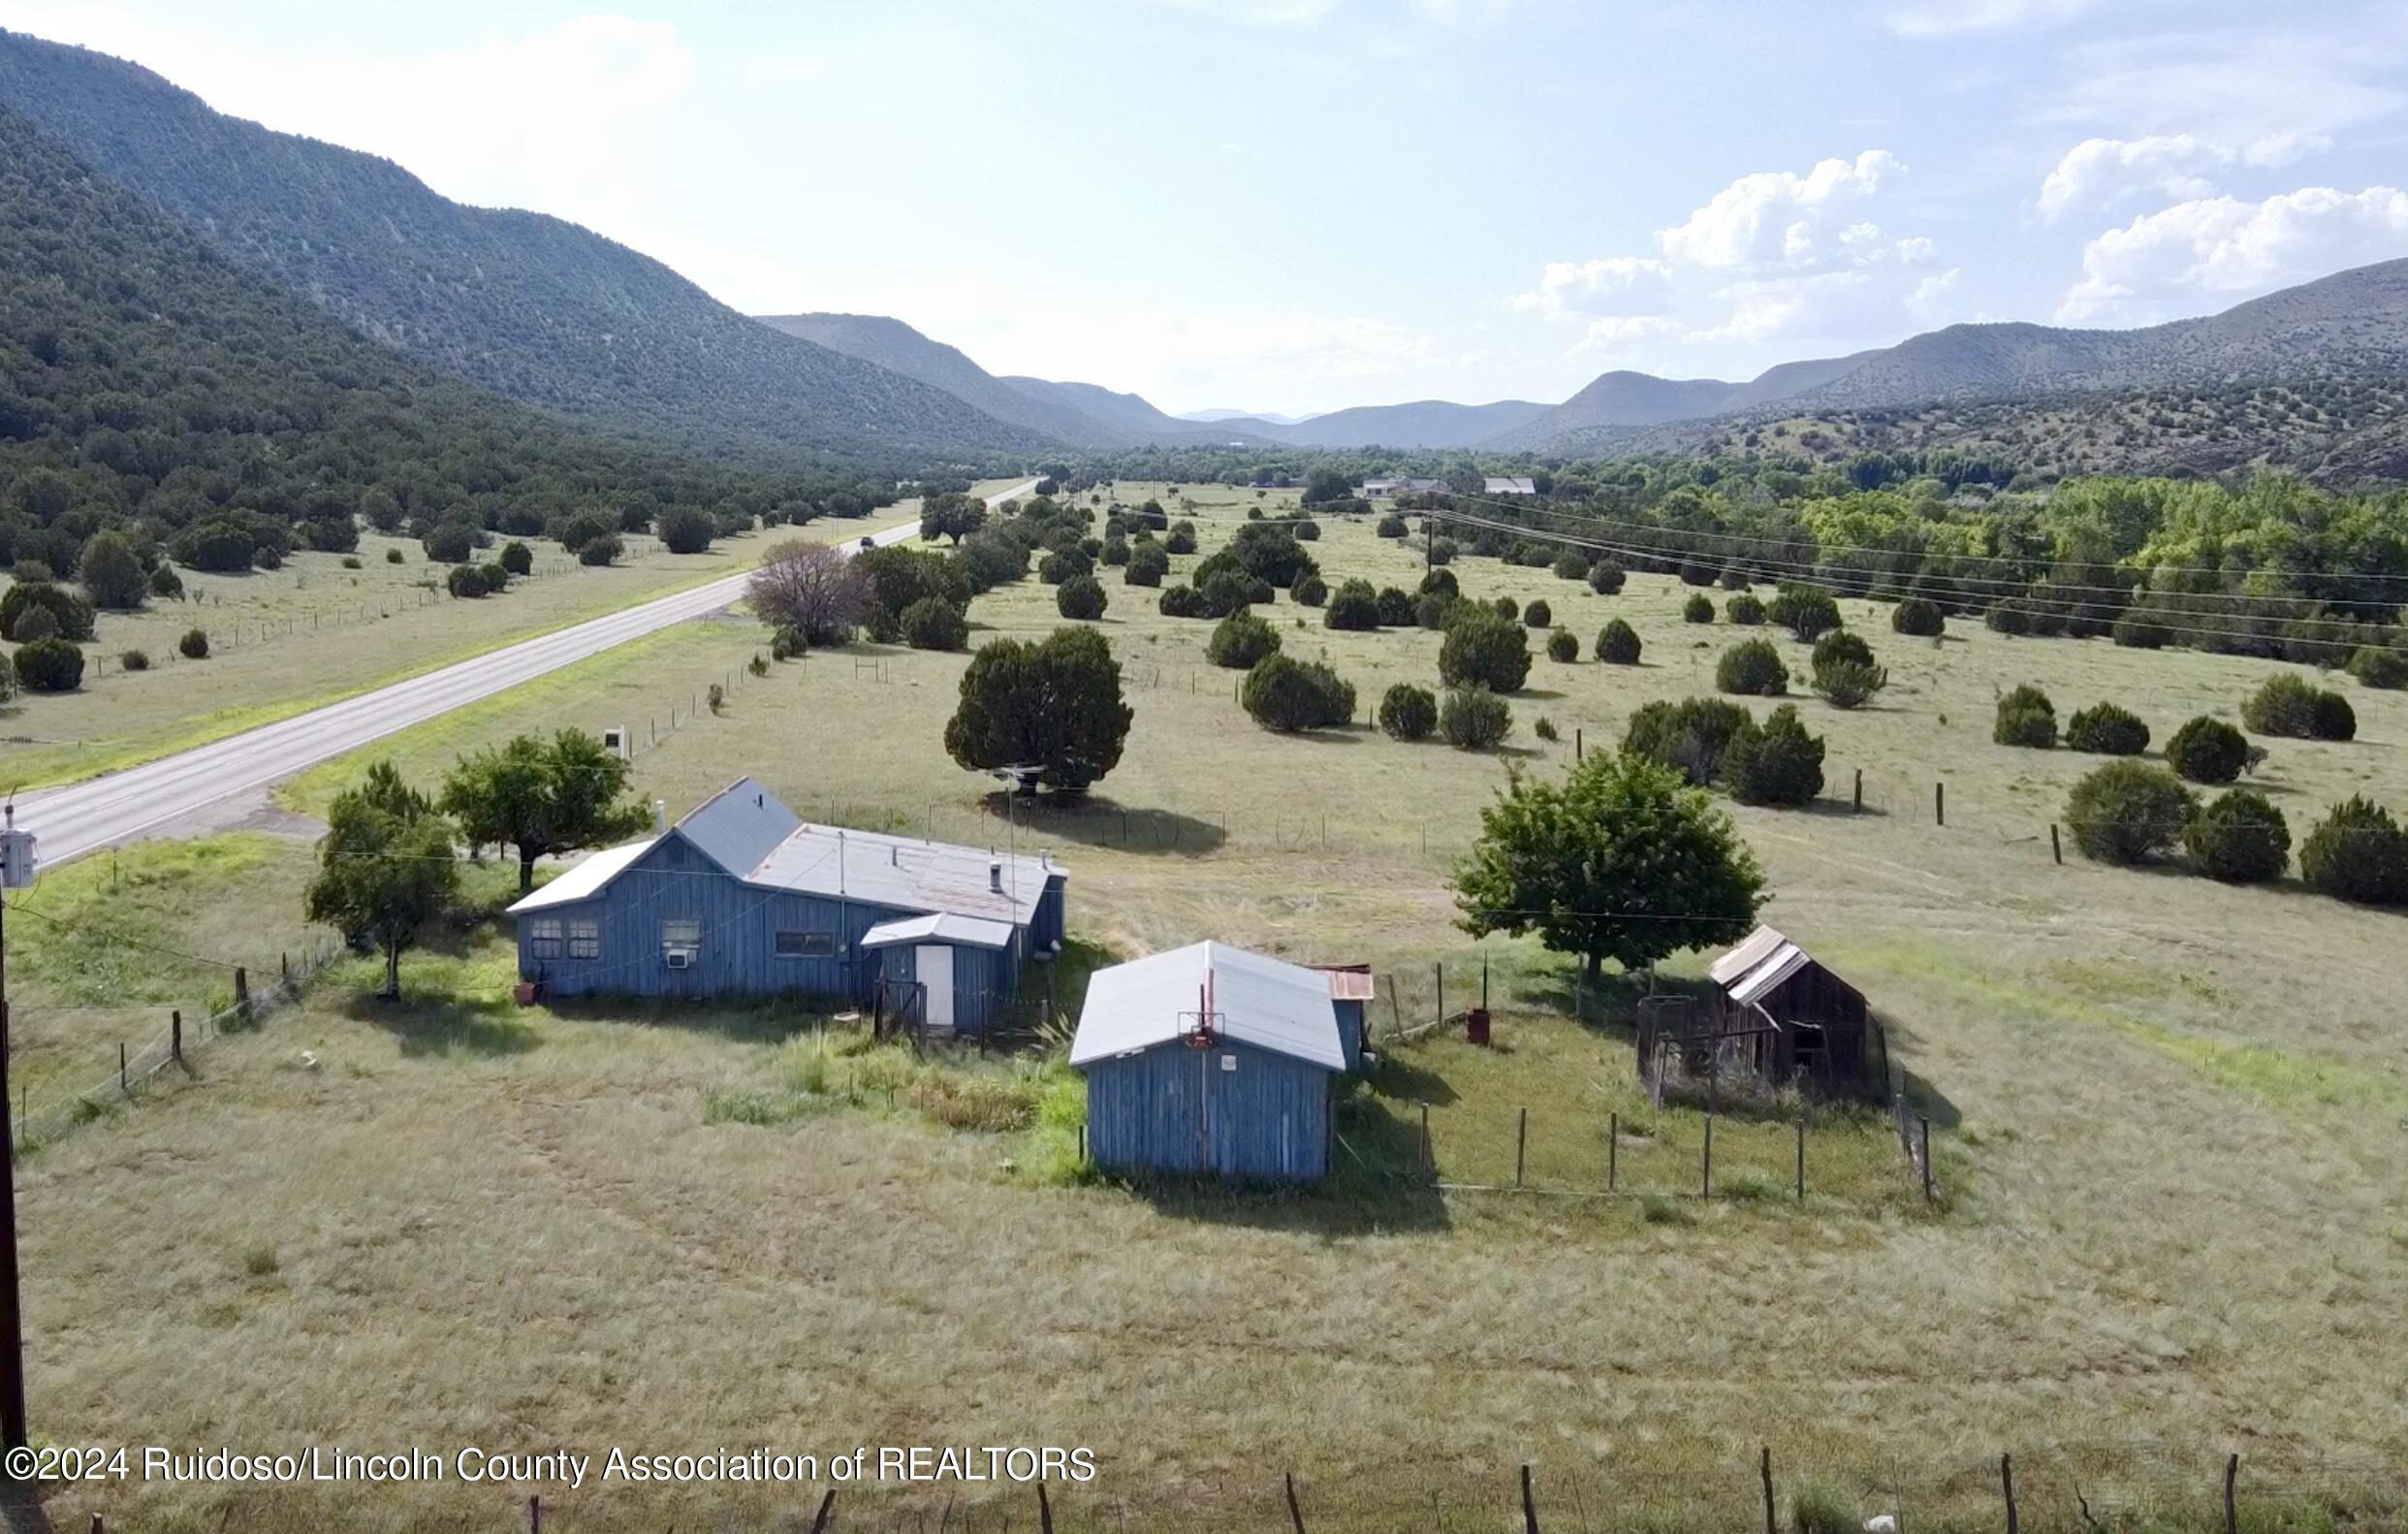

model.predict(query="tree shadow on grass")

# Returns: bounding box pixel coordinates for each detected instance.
[343,989,544,1060]
[1125,1089,1451,1234]
[972,790,1229,857]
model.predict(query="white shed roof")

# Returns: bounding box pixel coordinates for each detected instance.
[508,840,657,912]
[859,912,1016,951]
[1070,941,1346,1071]
[1709,924,1815,1007]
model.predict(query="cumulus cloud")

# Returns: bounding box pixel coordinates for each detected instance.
[1509,256,1673,320]
[1658,151,1898,270]
[1888,0,2095,38]
[2038,132,2332,221]
[2057,185,2408,323]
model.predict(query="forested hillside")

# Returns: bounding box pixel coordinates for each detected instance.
[0,30,1039,464]
[0,105,893,581]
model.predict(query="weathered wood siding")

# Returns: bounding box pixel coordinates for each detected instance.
[1085,1038,1331,1182]
[1333,999,1366,1071]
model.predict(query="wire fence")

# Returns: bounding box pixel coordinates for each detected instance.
[13,937,342,1152]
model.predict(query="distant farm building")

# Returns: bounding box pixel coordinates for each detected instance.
[1071,942,1348,1182]
[1481,476,1537,495]
[1704,926,1878,1094]
[1356,476,1443,499]
[506,778,1064,1035]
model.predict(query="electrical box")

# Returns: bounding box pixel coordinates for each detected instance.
[0,822,35,890]
[601,725,629,760]
[1220,1053,1237,1072]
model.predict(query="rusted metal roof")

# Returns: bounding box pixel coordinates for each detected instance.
[1709,924,1816,1007]
[1312,964,1377,1002]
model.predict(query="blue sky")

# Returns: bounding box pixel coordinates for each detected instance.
[11,0,2408,415]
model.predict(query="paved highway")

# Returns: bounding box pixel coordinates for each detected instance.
[15,481,1040,870]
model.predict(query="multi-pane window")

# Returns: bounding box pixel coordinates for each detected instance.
[775,931,837,958]
[662,918,702,949]
[567,920,601,960]
[528,918,563,959]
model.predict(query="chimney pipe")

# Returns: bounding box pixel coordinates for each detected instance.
[989,860,1002,893]
[653,799,668,834]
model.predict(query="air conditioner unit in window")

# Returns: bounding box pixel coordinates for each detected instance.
[663,946,697,970]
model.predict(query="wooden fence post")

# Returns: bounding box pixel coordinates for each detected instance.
[171,1010,182,1064]
[234,967,249,1010]
[1759,1447,1776,1534]
[1701,1113,1714,1198]
[1037,1480,1056,1534]
[2224,1454,2238,1534]
[1919,1116,1934,1201]
[1515,1107,1527,1188]
[1420,1103,1433,1178]
[1521,1463,1540,1534]
[1935,782,1946,826]
[1796,1112,1807,1201]
[119,1041,128,1095]
[1286,1471,1308,1534]
[1607,1110,1618,1192]
[2050,823,2063,865]
[809,1489,837,1534]
[528,1493,541,1534]
[1436,963,1444,1025]
[2002,1454,2017,1534]
[1854,767,1863,812]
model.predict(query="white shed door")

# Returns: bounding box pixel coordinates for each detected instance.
[916,944,955,1031]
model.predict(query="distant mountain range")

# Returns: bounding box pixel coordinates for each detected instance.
[1179,407,1315,425]
[7,24,2408,478]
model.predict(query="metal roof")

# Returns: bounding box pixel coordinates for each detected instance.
[858,912,1016,951]
[1709,925,1817,1007]
[1313,964,1377,1002]
[1071,941,1346,1071]
[505,781,1063,928]
[507,840,657,912]
[1482,476,1537,495]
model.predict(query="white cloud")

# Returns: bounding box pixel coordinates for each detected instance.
[1658,150,1898,270]
[1571,314,1684,358]
[2057,185,2408,324]
[2044,28,2407,146]
[2038,132,2333,221]
[1509,256,1673,319]
[1888,0,2095,39]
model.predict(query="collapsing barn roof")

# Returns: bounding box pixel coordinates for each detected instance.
[1709,925,1822,1008]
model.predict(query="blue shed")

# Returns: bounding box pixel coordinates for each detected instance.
[505,778,1066,1035]
[1071,942,1347,1182]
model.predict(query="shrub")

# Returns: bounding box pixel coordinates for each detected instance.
[2346,645,2408,689]
[0,581,95,642]
[446,564,493,598]
[2298,797,2408,905]
[1324,579,1380,631]
[1552,553,1588,581]
[1984,600,2031,636]
[1414,592,1455,629]
[1290,519,1319,542]
[1596,619,1641,664]
[1493,595,1520,621]
[2111,610,2170,650]
[1814,660,1886,710]
[1375,513,1407,538]
[1378,683,1438,741]
[1993,684,2057,749]
[1716,638,1788,696]
[496,541,533,577]
[1891,596,1944,636]
[119,648,149,672]
[1056,575,1107,620]
[1725,704,1824,807]
[1545,627,1578,662]
[1726,592,1764,625]
[1241,655,1355,732]
[178,627,209,659]
[1534,716,1559,741]
[11,605,56,642]
[422,522,477,563]
[658,507,715,554]
[1164,522,1197,555]
[340,556,363,570]
[900,596,969,652]
[1291,571,1328,607]
[1418,568,1459,598]
[1158,585,1202,619]
[154,562,190,592]
[383,548,405,565]
[79,529,147,609]
[2065,761,2197,866]
[2065,702,2149,755]
[1440,685,1512,751]
[1100,537,1130,567]
[1125,542,1169,587]
[1206,611,1282,669]
[1809,630,1871,674]
[1037,548,1091,585]
[2184,789,2291,883]
[2241,673,2355,741]
[1790,1481,1856,1534]
[1678,559,1716,587]
[1683,592,1715,623]
[1587,560,1626,595]
[1623,697,1753,785]
[770,623,808,660]
[1523,598,1552,628]
[1767,585,1842,642]
[1717,564,1750,591]
[578,534,622,566]
[1427,537,1458,565]
[2166,715,2248,783]
[12,637,84,692]
[1376,587,1416,626]
[1439,606,1532,692]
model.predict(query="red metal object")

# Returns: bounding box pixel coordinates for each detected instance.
[512,980,539,1007]
[1466,1007,1490,1046]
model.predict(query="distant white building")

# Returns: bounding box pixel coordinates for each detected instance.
[1482,476,1537,496]
[1354,475,1536,499]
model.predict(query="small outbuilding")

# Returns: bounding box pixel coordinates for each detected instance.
[1705,925,1877,1094]
[1310,963,1375,1071]
[1071,942,1347,1182]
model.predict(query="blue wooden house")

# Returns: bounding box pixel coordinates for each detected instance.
[506,778,1066,1035]
[1071,942,1347,1182]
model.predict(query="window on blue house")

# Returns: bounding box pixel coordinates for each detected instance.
[775,931,837,958]
[662,918,702,951]
[528,918,563,959]
[568,920,600,960]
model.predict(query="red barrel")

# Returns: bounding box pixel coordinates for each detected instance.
[1466,1007,1491,1046]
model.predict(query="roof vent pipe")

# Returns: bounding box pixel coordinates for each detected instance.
[990,860,1003,893]
[653,800,668,834]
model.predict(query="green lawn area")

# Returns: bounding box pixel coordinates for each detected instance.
[11,479,2408,1530]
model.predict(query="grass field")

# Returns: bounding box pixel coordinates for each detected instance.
[0,489,954,789]
[11,481,2408,1531]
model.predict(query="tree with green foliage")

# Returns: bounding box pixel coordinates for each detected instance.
[919,492,987,544]
[2241,673,2356,741]
[1301,467,1353,506]
[500,540,533,576]
[1241,654,1355,732]
[1455,750,1764,982]
[308,762,461,1000]
[1622,697,1754,785]
[2346,645,2408,689]
[1726,592,1764,625]
[1439,605,1532,692]
[1993,684,2058,748]
[2184,789,2291,883]
[1546,627,1579,662]
[78,529,146,609]
[1378,683,1437,741]
[1440,685,1513,751]
[1683,592,1715,623]
[12,637,82,692]
[1124,541,1169,588]
[1291,570,1328,607]
[577,533,622,566]
[1768,584,1842,642]
[943,626,1132,795]
[1596,619,1642,664]
[1056,574,1106,621]
[0,581,95,642]
[439,730,652,893]
[1716,639,1789,696]
[1376,513,1407,538]
[2298,797,2408,905]
[1523,598,1553,628]
[2065,761,2197,866]
[1207,610,1283,669]
[1891,596,1944,636]
[1324,579,1380,631]
[2066,702,2149,754]
[2166,715,2248,783]
[901,595,969,652]
[658,506,716,554]
[1724,705,1825,807]
[1588,561,1626,596]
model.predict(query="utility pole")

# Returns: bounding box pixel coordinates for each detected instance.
[1424,512,1433,573]
[0,803,35,1451]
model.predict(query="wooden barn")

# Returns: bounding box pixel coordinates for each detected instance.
[506,778,1065,1035]
[1705,926,1878,1094]
[1071,942,1347,1182]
